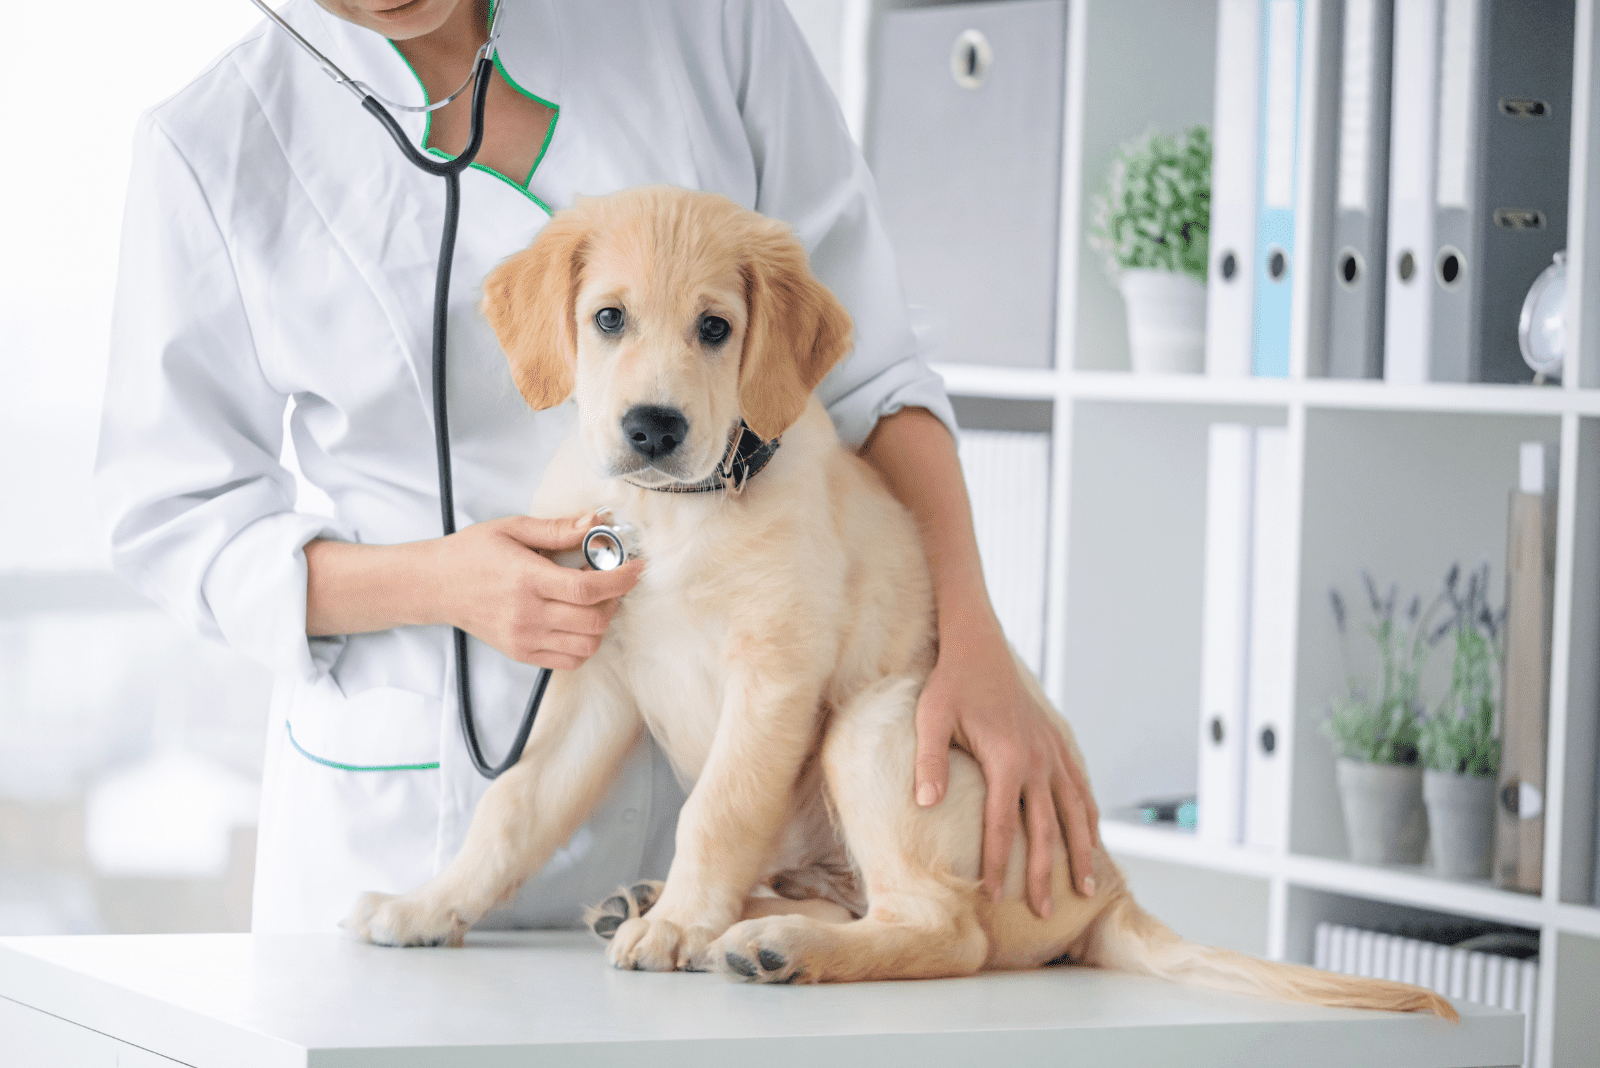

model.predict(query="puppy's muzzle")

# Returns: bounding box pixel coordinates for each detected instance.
[623,405,689,460]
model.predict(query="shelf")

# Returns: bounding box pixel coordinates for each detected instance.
[931,363,1058,399]
[1281,854,1548,931]
[933,364,1598,416]
[1294,379,1576,415]
[1100,820,1600,934]
[1100,819,1277,880]
[1553,903,1600,940]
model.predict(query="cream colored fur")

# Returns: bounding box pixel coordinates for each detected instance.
[341,187,1456,1018]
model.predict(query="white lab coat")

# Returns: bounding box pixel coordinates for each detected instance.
[96,0,957,934]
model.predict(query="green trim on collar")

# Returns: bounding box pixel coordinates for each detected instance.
[385,0,558,214]
[286,721,439,772]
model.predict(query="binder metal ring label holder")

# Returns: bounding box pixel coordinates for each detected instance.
[950,29,992,89]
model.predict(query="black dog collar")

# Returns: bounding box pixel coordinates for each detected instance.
[625,420,779,495]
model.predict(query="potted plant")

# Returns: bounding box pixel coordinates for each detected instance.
[1088,126,1211,374]
[1419,563,1504,879]
[1322,572,1452,865]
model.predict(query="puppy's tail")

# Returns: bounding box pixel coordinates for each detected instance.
[1081,895,1459,1021]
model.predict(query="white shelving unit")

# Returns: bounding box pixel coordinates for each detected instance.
[816,0,1600,1064]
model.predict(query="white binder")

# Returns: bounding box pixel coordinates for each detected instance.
[1326,0,1393,378]
[1243,425,1293,849]
[1197,425,1256,843]
[1205,0,1262,377]
[1382,0,1444,384]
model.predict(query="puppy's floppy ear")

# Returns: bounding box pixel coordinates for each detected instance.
[739,219,854,441]
[481,208,590,411]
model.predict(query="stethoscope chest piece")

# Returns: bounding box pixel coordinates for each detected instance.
[582,525,629,571]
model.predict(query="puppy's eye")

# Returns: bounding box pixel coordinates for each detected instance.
[595,307,625,334]
[698,315,730,345]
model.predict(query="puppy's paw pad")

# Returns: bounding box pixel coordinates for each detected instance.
[584,880,665,942]
[712,919,809,984]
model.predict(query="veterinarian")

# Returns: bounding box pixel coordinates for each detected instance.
[96,0,1100,935]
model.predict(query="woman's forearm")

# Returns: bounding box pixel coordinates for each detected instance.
[304,538,443,637]
[859,406,996,642]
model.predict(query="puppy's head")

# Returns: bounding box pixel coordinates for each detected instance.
[482,186,853,485]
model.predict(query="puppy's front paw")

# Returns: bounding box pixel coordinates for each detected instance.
[584,880,663,941]
[606,913,718,972]
[340,890,468,948]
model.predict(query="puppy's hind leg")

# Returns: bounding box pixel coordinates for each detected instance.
[710,677,989,983]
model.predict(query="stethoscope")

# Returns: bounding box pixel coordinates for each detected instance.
[248,1,628,779]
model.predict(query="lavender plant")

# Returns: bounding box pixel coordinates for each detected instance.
[1087,126,1212,284]
[1322,569,1455,765]
[1418,562,1504,777]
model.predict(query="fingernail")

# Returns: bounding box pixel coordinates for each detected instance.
[916,782,938,806]
[1083,876,1096,896]
[1040,897,1053,919]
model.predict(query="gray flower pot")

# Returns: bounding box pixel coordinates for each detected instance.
[1335,758,1428,865]
[1423,769,1497,879]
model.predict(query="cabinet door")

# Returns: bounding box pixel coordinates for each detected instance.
[0,996,184,1068]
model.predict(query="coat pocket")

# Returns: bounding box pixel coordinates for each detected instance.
[285,679,441,771]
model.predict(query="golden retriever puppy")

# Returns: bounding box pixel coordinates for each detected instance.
[342,186,1454,1017]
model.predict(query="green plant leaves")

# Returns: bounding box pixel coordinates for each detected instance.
[1088,126,1212,284]
[1324,565,1504,775]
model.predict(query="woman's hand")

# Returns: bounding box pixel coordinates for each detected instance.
[305,513,642,671]
[425,514,643,670]
[914,610,1101,917]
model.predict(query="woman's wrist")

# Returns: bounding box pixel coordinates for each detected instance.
[927,568,1001,643]
[305,537,451,636]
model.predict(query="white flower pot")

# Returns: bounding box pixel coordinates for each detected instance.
[1335,758,1428,865]
[1423,769,1497,879]
[1117,268,1207,374]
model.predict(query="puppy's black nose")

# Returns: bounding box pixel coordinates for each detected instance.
[621,405,689,460]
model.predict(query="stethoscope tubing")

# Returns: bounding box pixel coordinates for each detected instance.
[347,50,546,779]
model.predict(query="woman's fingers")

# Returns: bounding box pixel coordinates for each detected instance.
[1051,742,1098,898]
[509,625,605,667]
[542,599,619,636]
[499,513,593,553]
[534,557,644,606]
[1022,779,1059,917]
[913,695,956,808]
[1061,739,1102,849]
[981,770,1022,903]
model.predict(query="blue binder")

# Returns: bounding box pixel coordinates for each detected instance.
[1252,0,1304,378]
